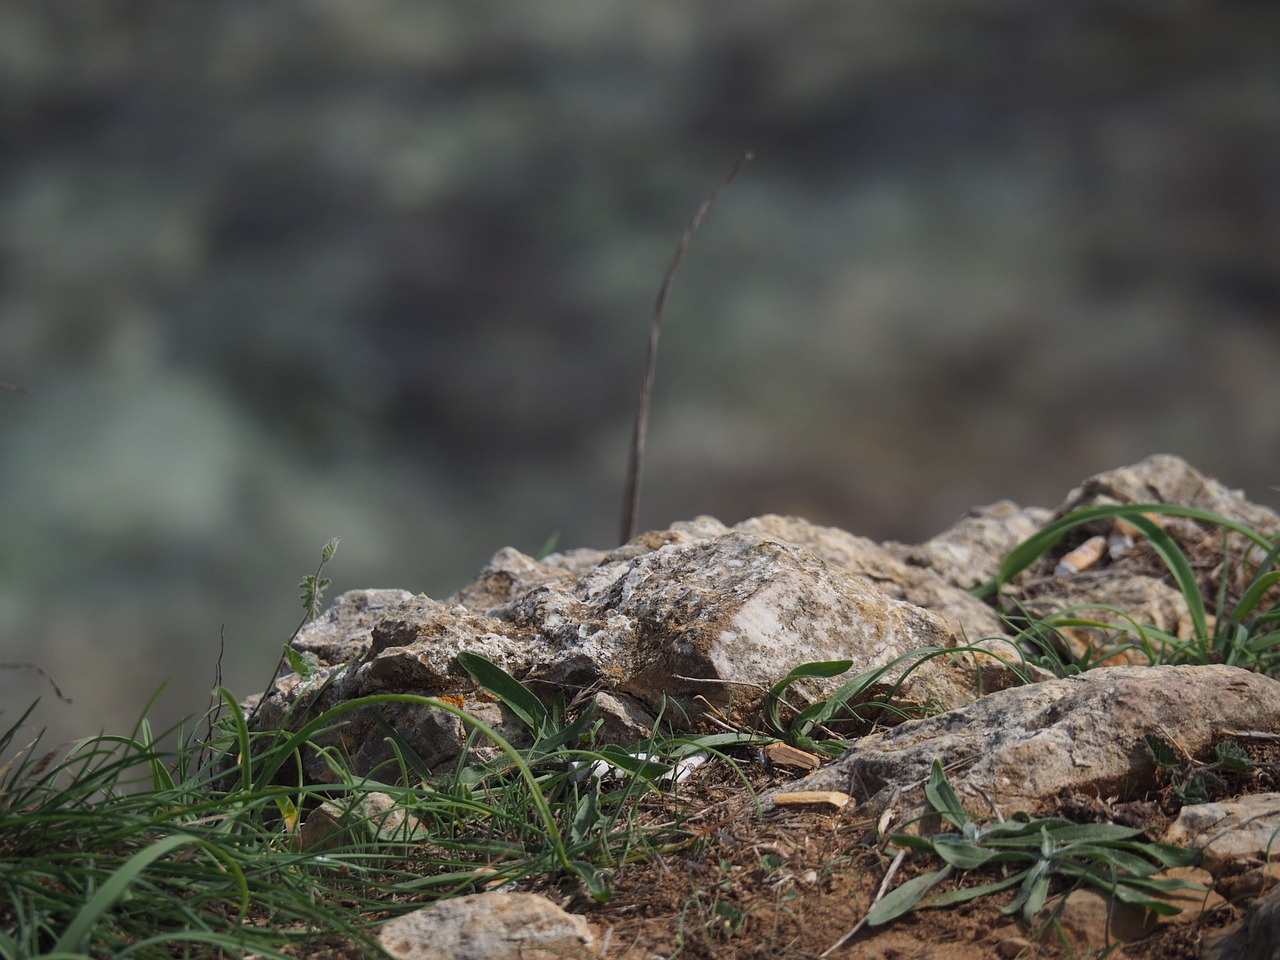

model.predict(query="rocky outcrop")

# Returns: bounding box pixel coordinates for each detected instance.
[251,522,1014,782]
[240,454,1280,957]
[248,455,1280,788]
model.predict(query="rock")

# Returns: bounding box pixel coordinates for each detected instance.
[249,456,1280,801]
[255,522,1016,780]
[588,691,657,746]
[1058,454,1280,538]
[1201,884,1280,960]
[377,892,594,960]
[299,792,425,853]
[1040,867,1221,954]
[291,589,418,665]
[1221,863,1280,903]
[1165,794,1280,875]
[736,514,1042,688]
[885,500,1053,591]
[994,935,1032,959]
[1050,887,1157,951]
[765,665,1280,816]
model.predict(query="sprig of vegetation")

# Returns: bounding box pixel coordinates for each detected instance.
[0,639,758,958]
[979,502,1280,675]
[763,646,1040,755]
[1143,734,1255,805]
[866,760,1203,928]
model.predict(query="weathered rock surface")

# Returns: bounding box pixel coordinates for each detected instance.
[1201,883,1280,960]
[1165,793,1280,875]
[254,522,1019,780]
[1058,454,1280,538]
[377,892,594,960]
[249,455,1280,793]
[766,665,1280,817]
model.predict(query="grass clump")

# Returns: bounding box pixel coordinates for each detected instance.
[0,656,731,959]
[979,502,1280,676]
[0,536,731,959]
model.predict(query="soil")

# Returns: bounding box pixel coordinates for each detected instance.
[552,755,1258,960]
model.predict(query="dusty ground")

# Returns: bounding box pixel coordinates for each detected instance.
[551,738,1280,960]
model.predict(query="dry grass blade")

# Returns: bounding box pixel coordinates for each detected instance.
[619,151,753,544]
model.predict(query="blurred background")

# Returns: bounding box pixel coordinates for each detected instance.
[2,0,1279,751]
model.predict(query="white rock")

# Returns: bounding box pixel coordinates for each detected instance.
[377,892,594,960]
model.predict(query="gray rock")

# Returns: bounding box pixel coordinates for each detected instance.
[1164,794,1280,875]
[292,589,417,665]
[1058,454,1280,538]
[766,665,1280,817]
[1201,884,1280,960]
[377,892,594,960]
[885,500,1054,591]
[253,521,1010,780]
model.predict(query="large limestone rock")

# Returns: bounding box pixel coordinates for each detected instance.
[248,454,1280,792]
[765,665,1280,817]
[252,521,1010,780]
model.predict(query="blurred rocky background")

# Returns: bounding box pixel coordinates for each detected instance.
[2,0,1278,750]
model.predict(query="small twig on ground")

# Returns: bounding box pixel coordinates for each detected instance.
[820,847,909,957]
[619,152,753,544]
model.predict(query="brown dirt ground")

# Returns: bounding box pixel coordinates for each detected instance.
[545,732,1280,960]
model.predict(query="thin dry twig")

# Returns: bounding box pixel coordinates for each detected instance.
[0,662,71,702]
[619,151,753,544]
[820,846,909,956]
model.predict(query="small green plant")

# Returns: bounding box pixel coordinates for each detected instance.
[979,502,1280,675]
[249,537,342,726]
[1143,734,1255,805]
[763,646,1039,755]
[866,760,1203,928]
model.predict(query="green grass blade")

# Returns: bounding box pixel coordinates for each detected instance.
[457,651,550,735]
[976,503,1274,599]
[866,866,953,926]
[764,659,853,731]
[1124,514,1208,640]
[925,759,970,829]
[53,833,201,953]
[1231,571,1280,623]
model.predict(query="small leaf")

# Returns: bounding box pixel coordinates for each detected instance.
[923,871,1026,907]
[1177,775,1209,806]
[456,651,549,735]
[1143,733,1179,769]
[925,759,970,829]
[866,867,952,926]
[931,837,1000,870]
[1002,858,1051,919]
[571,859,611,903]
[1215,741,1254,772]
[569,779,601,844]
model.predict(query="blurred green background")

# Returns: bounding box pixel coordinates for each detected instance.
[2,1,1279,749]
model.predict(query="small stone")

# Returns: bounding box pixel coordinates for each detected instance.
[995,936,1032,959]
[378,892,594,960]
